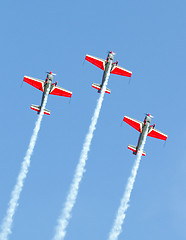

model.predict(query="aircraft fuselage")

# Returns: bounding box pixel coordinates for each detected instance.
[99,52,114,91]
[135,115,151,154]
[40,73,53,111]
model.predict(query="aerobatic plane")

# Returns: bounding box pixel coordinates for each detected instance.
[85,51,132,94]
[123,114,168,156]
[23,72,72,115]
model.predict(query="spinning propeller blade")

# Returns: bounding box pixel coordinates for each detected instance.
[46,71,56,76]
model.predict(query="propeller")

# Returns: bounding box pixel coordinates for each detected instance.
[107,50,116,55]
[46,71,56,76]
[110,51,116,55]
[145,113,154,118]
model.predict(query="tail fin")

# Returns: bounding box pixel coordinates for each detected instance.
[92,83,111,94]
[30,104,50,115]
[128,144,146,156]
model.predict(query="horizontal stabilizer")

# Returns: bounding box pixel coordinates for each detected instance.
[128,144,136,152]
[92,83,111,94]
[30,104,50,115]
[128,144,146,156]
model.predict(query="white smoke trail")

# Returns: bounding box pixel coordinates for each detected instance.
[108,128,148,240]
[0,84,51,240]
[53,66,112,240]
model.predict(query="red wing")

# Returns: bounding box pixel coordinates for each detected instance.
[123,116,143,133]
[85,54,105,70]
[50,85,72,98]
[23,76,44,92]
[111,65,132,77]
[148,128,167,140]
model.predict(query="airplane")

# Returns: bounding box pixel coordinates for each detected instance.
[123,114,168,156]
[23,71,72,115]
[85,51,132,94]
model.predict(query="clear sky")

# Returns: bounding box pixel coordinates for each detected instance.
[0,0,186,240]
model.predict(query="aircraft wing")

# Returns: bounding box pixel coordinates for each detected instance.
[148,128,167,140]
[123,116,143,133]
[111,65,132,77]
[23,76,44,91]
[50,85,72,98]
[85,54,105,71]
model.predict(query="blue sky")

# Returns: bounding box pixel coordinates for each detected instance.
[0,0,186,239]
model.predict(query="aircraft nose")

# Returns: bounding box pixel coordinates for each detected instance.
[50,71,52,74]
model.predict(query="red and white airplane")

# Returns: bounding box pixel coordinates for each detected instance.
[123,114,168,156]
[85,51,132,94]
[23,72,72,115]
